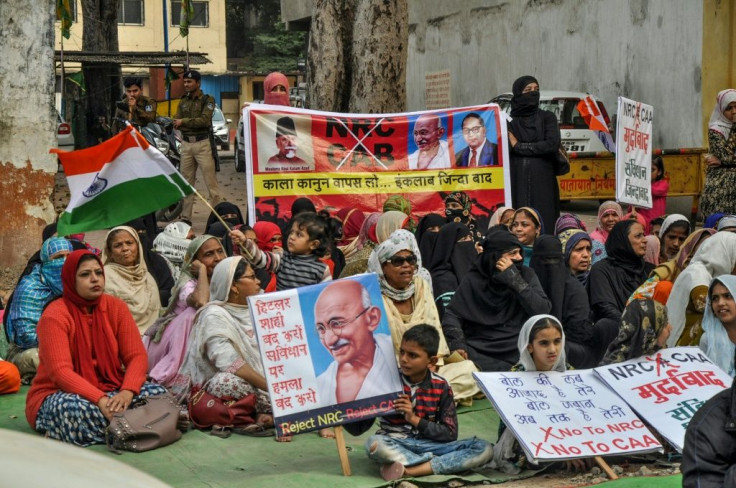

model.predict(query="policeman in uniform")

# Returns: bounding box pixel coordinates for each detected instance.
[173,70,223,221]
[112,77,157,133]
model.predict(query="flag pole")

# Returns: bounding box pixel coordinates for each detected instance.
[191,188,255,260]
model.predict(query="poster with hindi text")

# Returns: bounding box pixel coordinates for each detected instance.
[615,97,653,208]
[594,347,730,452]
[474,370,661,463]
[243,104,510,227]
[248,273,403,437]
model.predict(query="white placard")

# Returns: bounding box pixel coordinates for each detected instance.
[474,370,661,463]
[594,347,730,452]
[615,96,653,208]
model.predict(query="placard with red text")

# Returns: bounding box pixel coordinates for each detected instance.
[474,370,661,462]
[594,347,730,452]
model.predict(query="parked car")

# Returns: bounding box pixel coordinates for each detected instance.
[489,91,612,153]
[212,106,231,151]
[56,110,75,151]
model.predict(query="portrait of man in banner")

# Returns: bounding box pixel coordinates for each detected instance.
[313,279,401,406]
[454,112,499,167]
[258,114,314,172]
[407,113,452,170]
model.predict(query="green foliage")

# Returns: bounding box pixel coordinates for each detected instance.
[243,22,306,72]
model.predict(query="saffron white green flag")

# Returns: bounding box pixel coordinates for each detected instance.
[52,126,193,235]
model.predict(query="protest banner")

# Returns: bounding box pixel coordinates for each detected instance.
[243,104,510,226]
[594,346,730,452]
[615,97,653,208]
[248,273,403,438]
[474,370,661,463]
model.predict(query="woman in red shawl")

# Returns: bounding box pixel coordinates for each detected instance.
[25,250,167,447]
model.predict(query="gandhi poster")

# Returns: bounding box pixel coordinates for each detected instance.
[249,273,403,437]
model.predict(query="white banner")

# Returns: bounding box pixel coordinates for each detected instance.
[615,97,653,208]
[594,347,730,452]
[474,370,661,463]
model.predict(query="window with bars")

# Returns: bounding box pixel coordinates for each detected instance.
[118,0,144,25]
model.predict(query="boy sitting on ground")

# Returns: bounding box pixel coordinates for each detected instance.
[345,324,492,481]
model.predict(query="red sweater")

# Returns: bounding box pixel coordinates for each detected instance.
[25,294,147,428]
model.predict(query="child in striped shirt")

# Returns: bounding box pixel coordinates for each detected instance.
[346,324,492,481]
[233,212,331,291]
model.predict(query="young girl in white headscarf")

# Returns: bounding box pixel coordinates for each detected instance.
[491,315,573,473]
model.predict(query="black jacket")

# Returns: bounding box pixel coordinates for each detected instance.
[682,384,736,487]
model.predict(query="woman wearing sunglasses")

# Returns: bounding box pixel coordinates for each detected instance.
[367,230,480,405]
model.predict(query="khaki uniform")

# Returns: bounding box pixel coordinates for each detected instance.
[174,89,222,220]
[112,94,157,132]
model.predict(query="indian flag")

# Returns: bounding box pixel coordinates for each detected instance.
[52,126,193,236]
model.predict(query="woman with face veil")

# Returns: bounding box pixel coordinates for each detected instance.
[507,76,561,234]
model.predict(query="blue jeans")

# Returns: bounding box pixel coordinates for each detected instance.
[366,434,492,475]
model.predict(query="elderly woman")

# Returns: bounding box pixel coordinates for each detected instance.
[103,226,162,334]
[367,229,479,404]
[558,229,593,286]
[588,220,652,323]
[442,226,551,371]
[145,235,226,386]
[25,250,167,446]
[667,232,736,347]
[5,237,73,383]
[174,256,275,438]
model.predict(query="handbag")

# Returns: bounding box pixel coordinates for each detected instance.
[554,143,571,176]
[105,393,182,454]
[188,387,257,429]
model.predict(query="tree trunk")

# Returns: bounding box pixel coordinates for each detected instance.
[349,0,407,113]
[307,0,407,113]
[80,0,122,147]
[0,0,57,272]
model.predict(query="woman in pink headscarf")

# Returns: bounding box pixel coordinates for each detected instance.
[589,201,623,245]
[335,208,366,261]
[263,72,290,106]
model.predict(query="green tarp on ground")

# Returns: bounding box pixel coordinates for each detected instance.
[0,387,683,487]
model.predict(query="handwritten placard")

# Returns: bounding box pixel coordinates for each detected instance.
[615,96,653,208]
[594,347,730,452]
[249,273,403,437]
[474,370,661,462]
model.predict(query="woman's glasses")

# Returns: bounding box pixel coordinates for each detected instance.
[239,273,258,281]
[387,255,418,267]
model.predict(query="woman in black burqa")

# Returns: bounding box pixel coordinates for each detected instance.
[441,226,551,371]
[508,75,561,234]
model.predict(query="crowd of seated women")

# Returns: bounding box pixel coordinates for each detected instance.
[3,193,736,485]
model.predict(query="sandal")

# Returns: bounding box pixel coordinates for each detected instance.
[232,424,275,437]
[210,425,232,439]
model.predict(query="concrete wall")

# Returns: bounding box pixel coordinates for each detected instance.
[0,0,58,270]
[54,0,228,73]
[407,0,705,148]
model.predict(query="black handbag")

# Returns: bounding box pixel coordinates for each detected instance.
[105,393,182,454]
[554,143,571,176]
